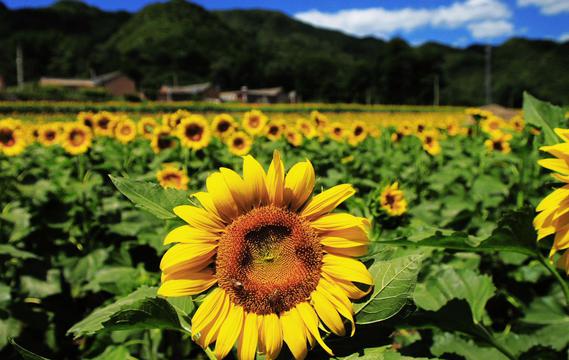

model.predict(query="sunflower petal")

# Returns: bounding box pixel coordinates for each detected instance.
[322,254,373,285]
[243,155,269,207]
[317,279,355,336]
[281,309,308,360]
[261,313,283,360]
[311,290,345,336]
[174,205,225,232]
[284,160,315,211]
[296,302,333,356]
[206,173,239,221]
[214,302,244,359]
[311,213,370,232]
[160,242,217,272]
[266,150,285,207]
[197,292,231,348]
[192,191,225,223]
[163,225,219,245]
[158,271,217,296]
[238,312,259,360]
[301,184,355,220]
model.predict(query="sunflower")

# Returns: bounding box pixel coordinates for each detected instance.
[296,118,317,140]
[158,151,372,359]
[484,132,512,154]
[93,111,117,137]
[114,118,137,144]
[328,122,345,142]
[77,111,95,130]
[164,110,191,130]
[61,122,92,155]
[265,120,285,141]
[420,130,441,156]
[534,128,569,274]
[212,114,237,139]
[138,117,158,140]
[446,122,461,136]
[380,182,407,217]
[285,129,303,147]
[510,114,525,133]
[243,110,268,136]
[391,131,404,143]
[177,115,211,150]
[480,116,506,134]
[0,121,26,156]
[157,164,189,190]
[38,123,61,146]
[397,121,413,136]
[348,121,368,146]
[369,127,381,138]
[310,110,328,130]
[151,126,178,154]
[227,131,252,156]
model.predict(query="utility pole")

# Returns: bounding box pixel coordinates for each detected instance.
[433,74,440,106]
[485,45,492,104]
[16,45,24,89]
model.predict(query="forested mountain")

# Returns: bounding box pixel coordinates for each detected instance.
[1,0,568,106]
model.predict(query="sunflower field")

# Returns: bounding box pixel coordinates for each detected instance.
[1,92,569,360]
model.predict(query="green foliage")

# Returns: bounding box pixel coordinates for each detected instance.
[354,253,423,324]
[110,175,189,219]
[523,92,567,145]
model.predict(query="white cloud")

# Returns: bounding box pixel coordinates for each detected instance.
[468,20,514,38]
[560,33,569,42]
[517,0,569,15]
[294,0,513,40]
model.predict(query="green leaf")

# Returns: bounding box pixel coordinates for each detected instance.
[380,207,538,256]
[109,175,189,219]
[0,244,39,259]
[9,339,51,360]
[413,267,495,323]
[354,253,423,324]
[0,319,22,350]
[68,286,184,338]
[523,92,565,146]
[87,346,132,360]
[335,345,433,359]
[431,332,508,360]
[522,294,569,325]
[20,269,62,298]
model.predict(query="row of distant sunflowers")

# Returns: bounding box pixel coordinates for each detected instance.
[0,108,524,159]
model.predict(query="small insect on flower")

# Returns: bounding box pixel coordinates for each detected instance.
[534,128,569,275]
[156,164,189,190]
[159,151,373,360]
[380,182,408,217]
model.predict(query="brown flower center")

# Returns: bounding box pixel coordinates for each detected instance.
[216,206,322,315]
[70,129,86,146]
[158,133,174,150]
[185,124,203,141]
[0,128,15,147]
[233,137,245,149]
[354,126,363,136]
[120,125,132,136]
[98,118,110,129]
[217,121,230,133]
[249,116,260,128]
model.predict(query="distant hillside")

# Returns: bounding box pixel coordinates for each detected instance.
[1,0,568,106]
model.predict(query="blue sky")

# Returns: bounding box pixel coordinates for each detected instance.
[5,0,569,46]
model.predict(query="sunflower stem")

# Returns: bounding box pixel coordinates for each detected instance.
[203,347,217,360]
[538,253,569,308]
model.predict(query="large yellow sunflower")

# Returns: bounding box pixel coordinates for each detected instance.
[177,115,211,150]
[61,122,92,155]
[0,120,26,156]
[534,128,569,274]
[158,151,373,359]
[242,110,268,136]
